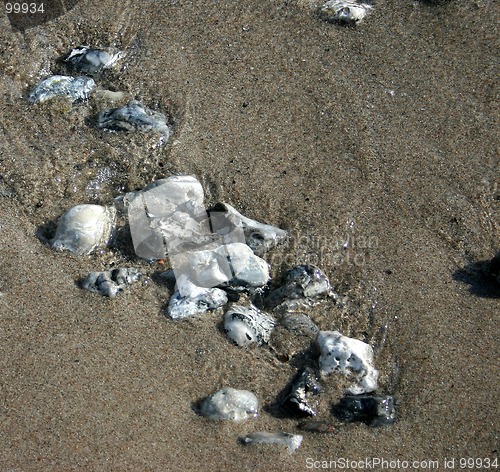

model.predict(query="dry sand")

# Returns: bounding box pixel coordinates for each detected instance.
[0,0,498,470]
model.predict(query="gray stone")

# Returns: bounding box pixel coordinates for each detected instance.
[81,268,142,298]
[29,75,96,104]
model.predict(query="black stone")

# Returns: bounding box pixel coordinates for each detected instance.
[280,367,321,417]
[332,394,396,427]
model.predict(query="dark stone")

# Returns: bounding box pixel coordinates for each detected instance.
[280,367,321,417]
[332,394,396,426]
[264,264,330,309]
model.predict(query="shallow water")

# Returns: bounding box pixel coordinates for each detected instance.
[0,1,498,470]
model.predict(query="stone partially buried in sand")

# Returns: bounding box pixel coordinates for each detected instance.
[62,46,124,77]
[81,268,142,298]
[319,0,373,25]
[209,202,288,256]
[96,100,172,138]
[51,204,116,255]
[264,264,331,309]
[28,75,96,104]
[317,330,379,394]
[279,367,321,417]
[223,304,276,348]
[239,432,303,454]
[167,274,228,319]
[200,387,259,421]
[332,394,396,426]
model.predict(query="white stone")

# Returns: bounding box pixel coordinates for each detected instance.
[320,0,373,25]
[170,242,270,290]
[28,75,96,104]
[224,304,275,348]
[167,274,228,320]
[317,330,378,394]
[200,387,259,421]
[51,204,115,255]
[209,202,288,256]
[126,175,205,260]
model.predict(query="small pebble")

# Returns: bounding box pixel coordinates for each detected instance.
[81,268,142,298]
[279,367,321,417]
[62,45,124,77]
[264,264,331,309]
[298,419,338,434]
[224,304,276,348]
[96,100,172,137]
[319,0,373,25]
[200,387,259,421]
[28,75,96,104]
[240,432,303,454]
[281,312,319,337]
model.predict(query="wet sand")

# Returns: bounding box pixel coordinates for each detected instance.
[0,0,498,470]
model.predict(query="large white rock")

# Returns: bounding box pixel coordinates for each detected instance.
[170,242,270,290]
[126,175,205,260]
[317,330,378,394]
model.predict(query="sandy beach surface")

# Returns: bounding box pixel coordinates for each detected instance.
[0,1,498,470]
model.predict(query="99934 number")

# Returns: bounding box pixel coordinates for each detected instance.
[5,3,45,14]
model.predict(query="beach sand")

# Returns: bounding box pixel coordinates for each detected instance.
[0,0,498,470]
